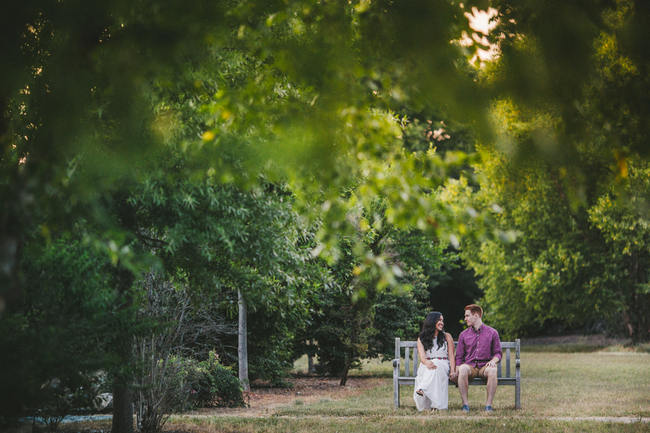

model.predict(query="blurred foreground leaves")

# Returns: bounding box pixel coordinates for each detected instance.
[1,0,648,314]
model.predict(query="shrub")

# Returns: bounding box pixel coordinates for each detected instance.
[0,237,120,428]
[36,375,99,432]
[135,355,195,433]
[189,351,245,408]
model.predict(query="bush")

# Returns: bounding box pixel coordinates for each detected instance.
[135,353,243,433]
[0,237,120,428]
[35,375,99,432]
[189,351,245,408]
[135,355,194,433]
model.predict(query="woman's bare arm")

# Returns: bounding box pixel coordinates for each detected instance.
[417,337,435,369]
[446,332,456,374]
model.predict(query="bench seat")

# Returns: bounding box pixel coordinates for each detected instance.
[392,338,521,409]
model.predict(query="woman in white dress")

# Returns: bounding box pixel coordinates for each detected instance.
[413,312,456,411]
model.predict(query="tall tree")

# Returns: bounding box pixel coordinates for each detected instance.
[589,162,649,342]
[448,0,650,340]
[0,236,131,423]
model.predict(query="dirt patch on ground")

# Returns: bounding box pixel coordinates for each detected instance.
[185,376,386,417]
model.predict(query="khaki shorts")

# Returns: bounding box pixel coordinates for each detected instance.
[460,363,491,379]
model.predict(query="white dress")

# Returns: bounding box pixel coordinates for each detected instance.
[413,338,450,410]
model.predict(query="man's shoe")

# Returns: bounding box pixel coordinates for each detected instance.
[485,405,494,413]
[461,404,470,413]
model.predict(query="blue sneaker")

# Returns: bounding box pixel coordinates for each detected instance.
[485,405,493,413]
[461,404,470,413]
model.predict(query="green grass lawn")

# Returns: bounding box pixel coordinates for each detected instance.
[281,351,650,418]
[175,417,648,433]
[60,348,650,433]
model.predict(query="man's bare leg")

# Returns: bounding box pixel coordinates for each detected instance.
[457,364,471,406]
[484,365,498,407]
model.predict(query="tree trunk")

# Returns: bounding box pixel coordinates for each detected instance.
[238,289,250,392]
[626,253,650,344]
[111,265,135,433]
[111,383,133,433]
[623,310,634,339]
[307,339,316,374]
[0,171,25,312]
[339,356,351,386]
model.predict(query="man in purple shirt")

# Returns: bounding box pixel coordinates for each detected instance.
[450,304,502,413]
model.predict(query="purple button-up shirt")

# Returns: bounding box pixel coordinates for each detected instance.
[455,324,502,369]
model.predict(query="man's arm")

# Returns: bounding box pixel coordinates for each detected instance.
[486,329,502,368]
[455,332,465,367]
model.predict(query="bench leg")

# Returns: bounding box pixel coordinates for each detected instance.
[394,338,401,408]
[393,376,400,408]
[515,379,521,409]
[515,339,521,409]
[393,359,400,408]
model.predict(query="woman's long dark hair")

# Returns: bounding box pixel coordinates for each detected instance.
[418,312,445,351]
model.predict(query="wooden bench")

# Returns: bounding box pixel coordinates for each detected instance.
[392,338,521,409]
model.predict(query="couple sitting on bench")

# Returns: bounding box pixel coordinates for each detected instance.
[414,304,501,413]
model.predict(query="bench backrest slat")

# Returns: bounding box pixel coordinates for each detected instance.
[405,345,411,376]
[497,355,502,377]
[396,338,519,379]
[499,342,519,349]
[413,349,419,375]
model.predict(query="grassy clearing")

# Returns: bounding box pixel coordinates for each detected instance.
[34,349,650,432]
[522,343,613,352]
[521,343,650,353]
[520,335,650,354]
[173,417,648,433]
[292,356,393,377]
[601,343,650,353]
[518,351,650,417]
[280,351,650,418]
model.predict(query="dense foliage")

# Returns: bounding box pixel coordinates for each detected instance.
[306,216,480,384]
[448,0,649,341]
[0,237,122,420]
[455,143,648,341]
